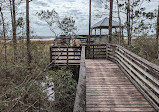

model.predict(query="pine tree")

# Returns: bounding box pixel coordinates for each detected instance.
[0,6,7,64]
[109,0,113,43]
[157,5,159,61]
[26,0,31,66]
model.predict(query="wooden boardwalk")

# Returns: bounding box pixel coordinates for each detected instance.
[51,45,159,111]
[86,59,155,112]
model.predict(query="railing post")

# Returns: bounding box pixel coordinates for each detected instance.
[88,44,90,59]
[93,45,94,59]
[113,45,116,58]
[112,44,116,59]
[106,44,108,59]
[50,46,52,63]
[85,45,87,59]
[67,46,69,66]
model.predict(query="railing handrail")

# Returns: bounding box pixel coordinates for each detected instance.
[106,43,159,111]
[116,45,159,73]
[81,43,107,46]
[73,46,86,112]
[50,46,82,65]
[51,46,82,48]
[106,43,159,72]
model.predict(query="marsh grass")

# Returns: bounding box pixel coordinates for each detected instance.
[0,40,76,112]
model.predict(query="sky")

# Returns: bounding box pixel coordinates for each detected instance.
[17,0,95,36]
[14,0,159,37]
[16,0,116,36]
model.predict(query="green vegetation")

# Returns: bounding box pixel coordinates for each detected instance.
[0,42,77,111]
[127,36,159,65]
[46,69,77,111]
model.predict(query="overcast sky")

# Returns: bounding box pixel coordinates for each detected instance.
[16,0,159,37]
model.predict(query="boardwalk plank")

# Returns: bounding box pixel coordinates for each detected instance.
[86,59,156,112]
[86,107,155,112]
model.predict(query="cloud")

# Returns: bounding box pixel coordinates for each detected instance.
[25,0,91,36]
[35,1,49,7]
[15,0,158,36]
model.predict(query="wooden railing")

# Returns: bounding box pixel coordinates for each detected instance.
[73,46,86,112]
[50,44,159,111]
[50,44,107,66]
[50,46,82,65]
[84,44,107,59]
[107,44,159,111]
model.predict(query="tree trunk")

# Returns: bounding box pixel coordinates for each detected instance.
[130,0,134,38]
[109,0,113,43]
[157,5,159,61]
[126,0,131,46]
[89,0,91,36]
[21,27,25,61]
[0,7,7,64]
[10,0,17,61]
[26,0,31,65]
[116,0,122,45]
[88,0,92,56]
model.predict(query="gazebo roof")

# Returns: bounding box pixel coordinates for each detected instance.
[92,17,120,29]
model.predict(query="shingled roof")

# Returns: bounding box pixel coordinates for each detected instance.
[92,17,120,29]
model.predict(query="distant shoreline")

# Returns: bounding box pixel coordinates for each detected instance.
[0,38,54,44]
[2,38,55,40]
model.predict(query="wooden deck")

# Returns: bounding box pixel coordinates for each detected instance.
[51,45,159,111]
[50,46,81,65]
[86,59,155,112]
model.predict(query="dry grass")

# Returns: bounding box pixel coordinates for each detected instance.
[0,39,54,44]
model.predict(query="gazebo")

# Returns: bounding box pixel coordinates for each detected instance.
[91,17,121,35]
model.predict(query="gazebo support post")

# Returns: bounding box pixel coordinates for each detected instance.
[91,29,92,35]
[100,28,102,42]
